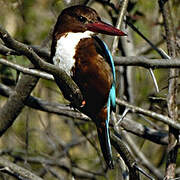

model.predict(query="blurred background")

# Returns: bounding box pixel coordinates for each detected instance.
[0,0,180,179]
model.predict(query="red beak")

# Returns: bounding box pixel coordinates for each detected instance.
[86,21,127,36]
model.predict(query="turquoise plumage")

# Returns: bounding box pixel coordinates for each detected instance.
[94,36,116,167]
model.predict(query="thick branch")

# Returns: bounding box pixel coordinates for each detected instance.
[0,44,50,62]
[119,116,168,145]
[111,133,140,180]
[0,72,39,136]
[0,26,41,137]
[114,56,180,68]
[159,0,179,179]
[2,45,180,70]
[2,57,180,78]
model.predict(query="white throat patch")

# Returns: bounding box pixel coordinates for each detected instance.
[53,31,93,76]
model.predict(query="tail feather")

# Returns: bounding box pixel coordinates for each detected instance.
[94,94,114,169]
[96,121,114,169]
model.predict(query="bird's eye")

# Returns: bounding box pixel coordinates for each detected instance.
[78,16,87,23]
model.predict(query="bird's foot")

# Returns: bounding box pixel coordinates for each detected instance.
[68,100,86,111]
[80,100,86,107]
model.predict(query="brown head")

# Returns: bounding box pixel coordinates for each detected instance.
[53,5,127,38]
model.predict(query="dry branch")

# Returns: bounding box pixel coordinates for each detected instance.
[0,70,39,136]
[0,58,53,80]
[0,157,43,180]
[0,83,169,145]
[114,56,180,68]
[123,132,163,179]
[159,0,179,179]
[2,57,180,81]
[111,133,140,180]
[116,99,180,130]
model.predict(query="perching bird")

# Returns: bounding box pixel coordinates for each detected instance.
[50,5,126,169]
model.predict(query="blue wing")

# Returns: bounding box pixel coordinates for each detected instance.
[94,36,116,167]
[94,36,116,113]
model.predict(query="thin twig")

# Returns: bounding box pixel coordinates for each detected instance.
[124,19,166,58]
[149,68,159,93]
[0,58,53,80]
[124,17,160,93]
[122,132,163,179]
[111,0,129,55]
[116,99,180,130]
[123,133,163,179]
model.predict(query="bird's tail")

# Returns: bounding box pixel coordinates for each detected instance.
[95,118,114,169]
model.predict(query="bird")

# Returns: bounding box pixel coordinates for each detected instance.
[50,5,126,169]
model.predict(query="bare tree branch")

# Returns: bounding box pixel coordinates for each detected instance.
[2,155,100,180]
[158,0,179,179]
[0,83,169,145]
[119,116,168,145]
[0,71,39,136]
[136,39,164,56]
[0,44,50,61]
[111,0,128,55]
[0,157,43,180]
[2,56,180,82]
[111,133,140,180]
[116,99,180,130]
[114,56,180,68]
[122,132,163,179]
[0,58,53,80]
[125,19,165,58]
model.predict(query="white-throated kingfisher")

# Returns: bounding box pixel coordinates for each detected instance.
[50,5,126,169]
